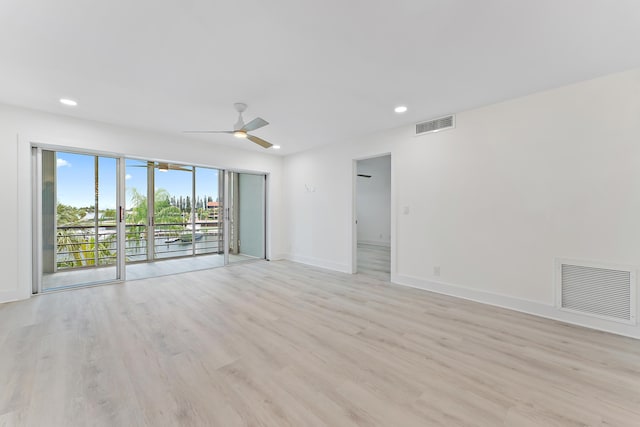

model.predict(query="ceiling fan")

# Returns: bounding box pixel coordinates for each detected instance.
[130,161,192,172]
[184,103,273,149]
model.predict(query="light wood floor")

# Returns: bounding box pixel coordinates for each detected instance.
[357,243,390,281]
[42,253,254,290]
[1,260,640,426]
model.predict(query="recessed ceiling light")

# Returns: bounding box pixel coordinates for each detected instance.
[394,105,407,113]
[60,98,78,107]
[272,145,281,150]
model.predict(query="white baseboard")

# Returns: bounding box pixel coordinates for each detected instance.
[0,288,30,304]
[358,240,391,248]
[392,273,640,340]
[285,254,351,274]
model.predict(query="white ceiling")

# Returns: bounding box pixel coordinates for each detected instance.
[1,0,640,155]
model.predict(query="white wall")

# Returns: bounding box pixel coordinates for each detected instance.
[284,68,640,338]
[1,103,285,303]
[357,155,391,246]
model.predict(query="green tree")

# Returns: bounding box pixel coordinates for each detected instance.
[56,203,87,226]
[127,187,182,225]
[101,208,116,222]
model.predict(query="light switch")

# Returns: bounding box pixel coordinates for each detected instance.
[402,206,410,215]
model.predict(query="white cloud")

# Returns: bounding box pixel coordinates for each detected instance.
[125,174,132,180]
[56,158,71,168]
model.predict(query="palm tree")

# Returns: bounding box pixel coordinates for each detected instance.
[126,187,186,254]
[127,187,183,225]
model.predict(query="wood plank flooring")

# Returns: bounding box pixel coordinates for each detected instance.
[357,243,390,281]
[1,260,640,426]
[42,253,254,289]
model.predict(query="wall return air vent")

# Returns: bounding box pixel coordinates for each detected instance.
[555,259,636,324]
[415,115,455,136]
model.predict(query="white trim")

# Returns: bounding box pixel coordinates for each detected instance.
[350,159,357,274]
[0,289,30,304]
[389,154,397,282]
[392,273,640,340]
[285,254,351,274]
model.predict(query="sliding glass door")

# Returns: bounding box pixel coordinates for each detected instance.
[33,147,266,291]
[122,161,225,280]
[227,172,266,263]
[36,149,123,290]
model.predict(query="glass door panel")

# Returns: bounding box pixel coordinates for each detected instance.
[194,167,223,256]
[227,172,266,263]
[124,159,149,262]
[123,162,227,281]
[40,150,120,290]
[153,164,193,259]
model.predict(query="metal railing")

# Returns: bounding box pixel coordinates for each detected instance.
[56,225,117,269]
[55,222,223,269]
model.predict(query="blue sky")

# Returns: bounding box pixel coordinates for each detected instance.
[56,153,219,209]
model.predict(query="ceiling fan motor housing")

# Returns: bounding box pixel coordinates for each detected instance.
[233,102,247,130]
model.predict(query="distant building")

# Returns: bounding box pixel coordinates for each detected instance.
[206,201,220,220]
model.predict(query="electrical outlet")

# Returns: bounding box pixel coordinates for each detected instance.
[433,266,440,276]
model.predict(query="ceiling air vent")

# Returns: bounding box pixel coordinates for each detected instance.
[556,259,636,324]
[415,115,455,136]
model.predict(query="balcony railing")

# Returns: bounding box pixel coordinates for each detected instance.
[55,222,223,270]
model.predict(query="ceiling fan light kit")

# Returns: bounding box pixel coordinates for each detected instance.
[184,103,273,149]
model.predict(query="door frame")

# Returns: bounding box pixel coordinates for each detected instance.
[17,137,271,299]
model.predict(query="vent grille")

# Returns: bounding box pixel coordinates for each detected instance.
[558,261,635,324]
[415,115,455,135]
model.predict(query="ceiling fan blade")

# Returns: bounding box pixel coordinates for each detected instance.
[130,163,191,172]
[242,117,269,132]
[183,130,233,134]
[130,161,160,168]
[247,134,273,149]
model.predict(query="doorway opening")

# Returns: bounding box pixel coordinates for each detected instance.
[354,155,391,281]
